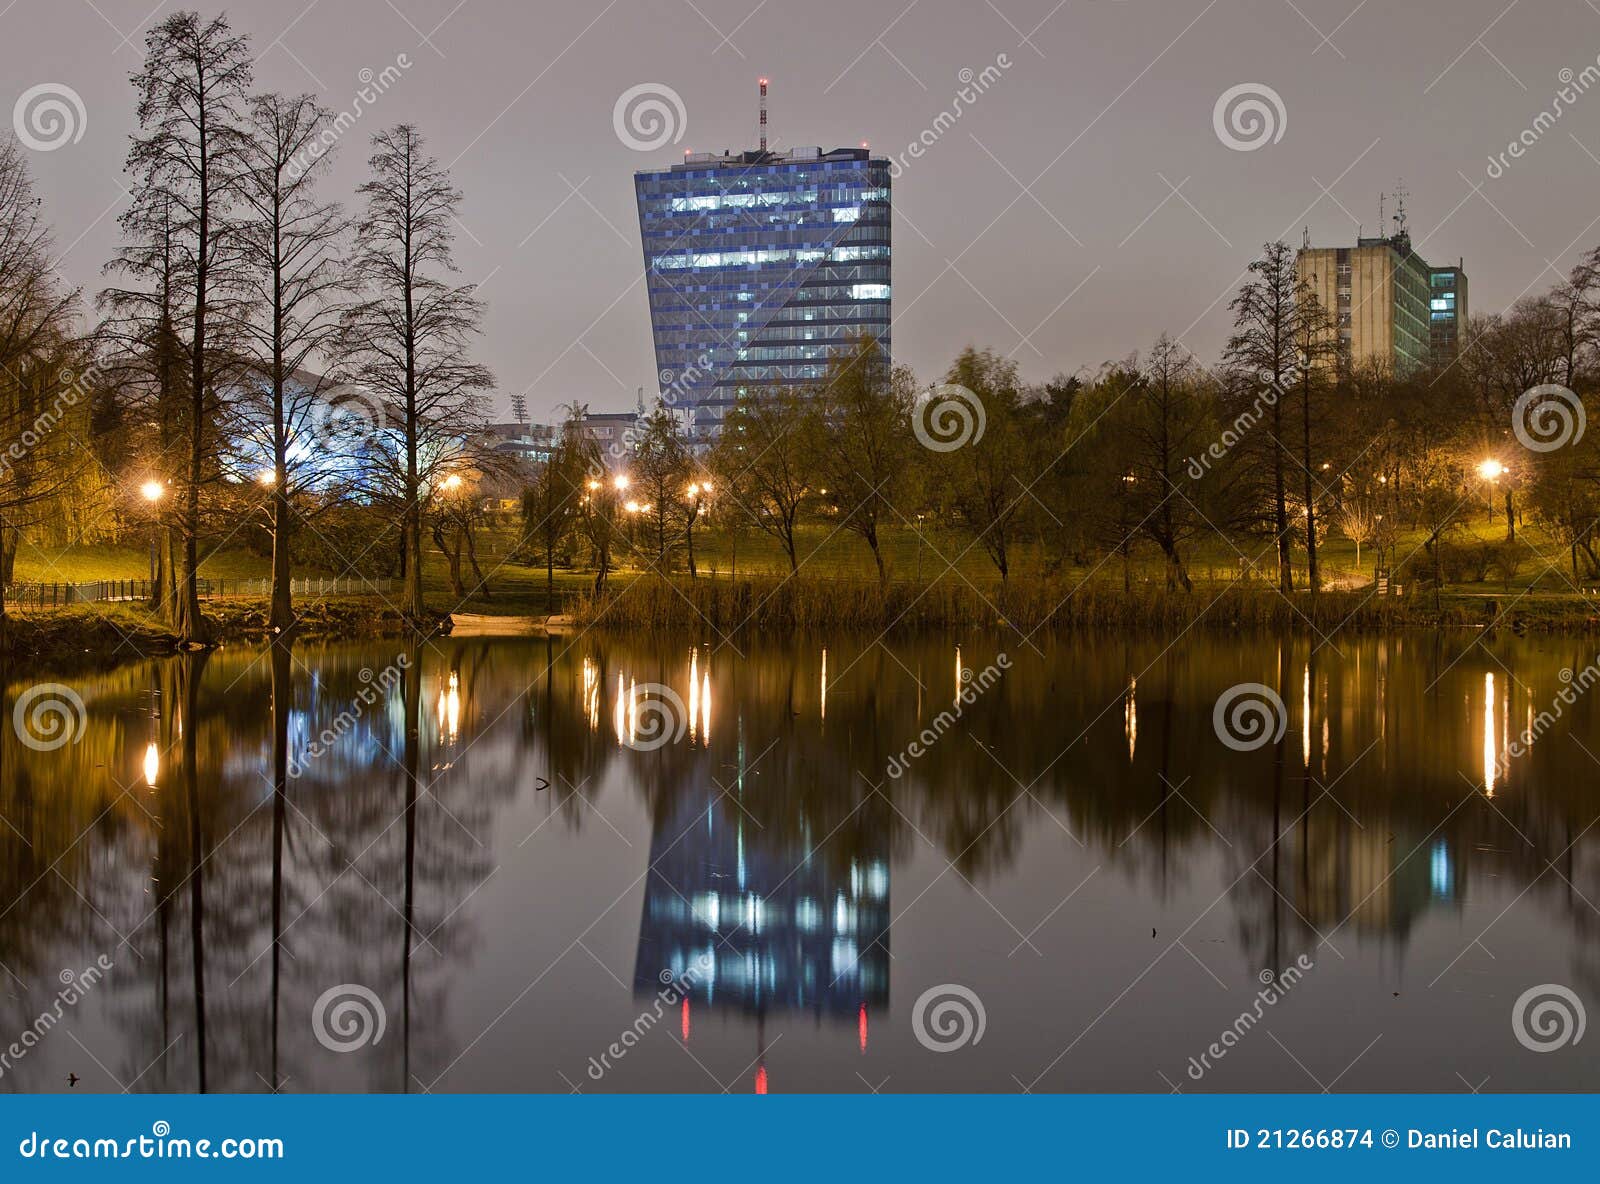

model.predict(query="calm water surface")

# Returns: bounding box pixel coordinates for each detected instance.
[1,630,1597,1093]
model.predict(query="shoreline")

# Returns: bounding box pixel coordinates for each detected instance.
[2,577,1597,671]
[0,599,445,673]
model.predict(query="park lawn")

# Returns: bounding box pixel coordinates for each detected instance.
[12,539,278,582]
[11,513,1596,619]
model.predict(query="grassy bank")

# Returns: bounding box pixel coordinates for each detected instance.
[574,573,1600,635]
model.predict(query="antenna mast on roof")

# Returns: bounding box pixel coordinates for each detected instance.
[1392,179,1409,237]
[758,77,768,152]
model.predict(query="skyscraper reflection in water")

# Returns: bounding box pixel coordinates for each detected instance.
[632,777,890,1027]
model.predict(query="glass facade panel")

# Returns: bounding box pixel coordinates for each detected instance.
[635,147,891,443]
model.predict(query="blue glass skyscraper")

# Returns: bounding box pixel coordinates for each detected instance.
[634,143,891,444]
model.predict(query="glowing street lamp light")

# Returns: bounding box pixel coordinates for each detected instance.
[257,468,276,486]
[1477,458,1505,481]
[140,480,165,502]
[614,474,630,492]
[441,473,464,492]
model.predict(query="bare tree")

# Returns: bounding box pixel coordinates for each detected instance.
[1290,281,1339,591]
[629,407,690,572]
[236,92,351,632]
[0,141,83,632]
[520,411,584,607]
[1335,500,1379,572]
[109,11,255,644]
[1226,241,1309,593]
[98,189,185,611]
[341,125,493,621]
[1124,335,1215,591]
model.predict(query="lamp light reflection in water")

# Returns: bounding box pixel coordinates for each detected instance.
[689,649,700,740]
[1302,666,1311,768]
[954,646,963,704]
[143,742,159,788]
[1483,672,1496,797]
[820,648,828,722]
[1124,677,1137,763]
[437,671,461,743]
[581,657,600,730]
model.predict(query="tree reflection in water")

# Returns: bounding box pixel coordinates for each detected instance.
[0,630,1596,1091]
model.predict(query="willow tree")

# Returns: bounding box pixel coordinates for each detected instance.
[815,337,914,588]
[237,92,350,632]
[341,125,492,622]
[937,347,1032,584]
[711,387,816,573]
[1123,335,1216,592]
[110,11,254,644]
[0,141,81,633]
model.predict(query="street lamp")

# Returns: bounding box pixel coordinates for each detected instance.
[614,474,630,492]
[1477,458,1515,540]
[139,480,164,597]
[257,468,276,486]
[441,473,463,492]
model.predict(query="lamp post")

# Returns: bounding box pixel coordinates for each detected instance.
[1476,457,1513,541]
[684,481,710,578]
[140,480,165,597]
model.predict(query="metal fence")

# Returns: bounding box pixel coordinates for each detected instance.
[5,576,397,609]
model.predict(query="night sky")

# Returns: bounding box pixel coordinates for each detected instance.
[5,0,1594,418]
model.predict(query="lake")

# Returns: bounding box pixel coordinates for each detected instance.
[1,629,1595,1093]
